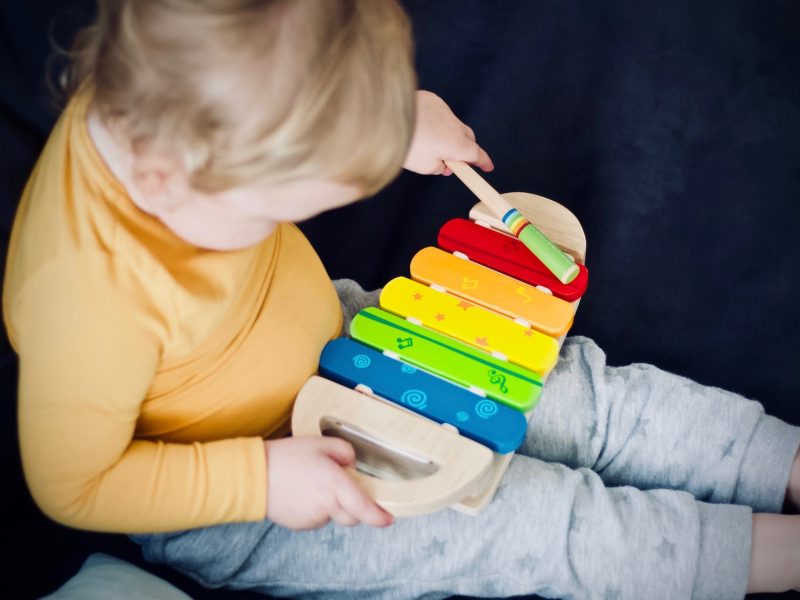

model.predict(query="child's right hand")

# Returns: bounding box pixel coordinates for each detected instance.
[403,90,494,176]
[263,436,394,530]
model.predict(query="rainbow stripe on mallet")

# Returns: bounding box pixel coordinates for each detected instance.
[501,208,579,284]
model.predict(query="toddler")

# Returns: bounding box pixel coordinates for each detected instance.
[4,1,799,598]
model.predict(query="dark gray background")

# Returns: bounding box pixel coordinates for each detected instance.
[1,1,798,598]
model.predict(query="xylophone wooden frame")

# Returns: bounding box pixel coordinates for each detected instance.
[292,192,587,518]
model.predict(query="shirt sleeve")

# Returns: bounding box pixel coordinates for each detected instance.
[11,255,267,533]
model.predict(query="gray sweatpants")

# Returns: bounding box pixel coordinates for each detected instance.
[132,280,800,600]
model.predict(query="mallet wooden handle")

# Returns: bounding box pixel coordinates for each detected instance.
[445,160,509,216]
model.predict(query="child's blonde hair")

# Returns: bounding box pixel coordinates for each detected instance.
[66,0,417,195]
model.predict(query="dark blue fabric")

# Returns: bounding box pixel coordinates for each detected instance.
[1,2,798,599]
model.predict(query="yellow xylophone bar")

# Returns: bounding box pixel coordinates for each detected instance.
[380,276,559,376]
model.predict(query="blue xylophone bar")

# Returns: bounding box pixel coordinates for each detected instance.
[319,338,527,454]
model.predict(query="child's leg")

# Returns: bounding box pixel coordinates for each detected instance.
[748,513,800,593]
[332,279,800,512]
[132,455,756,600]
[522,336,800,514]
[333,278,381,335]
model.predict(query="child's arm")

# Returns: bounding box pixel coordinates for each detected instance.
[403,90,494,176]
[12,257,268,533]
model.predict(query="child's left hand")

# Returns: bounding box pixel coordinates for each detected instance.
[403,90,494,176]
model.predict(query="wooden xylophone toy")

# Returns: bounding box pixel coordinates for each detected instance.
[292,163,588,517]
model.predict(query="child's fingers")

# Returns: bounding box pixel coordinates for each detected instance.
[455,136,494,173]
[430,161,447,175]
[334,470,394,528]
[319,436,356,467]
[330,505,359,527]
[470,144,494,172]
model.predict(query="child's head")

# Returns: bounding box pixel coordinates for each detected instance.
[68,0,416,248]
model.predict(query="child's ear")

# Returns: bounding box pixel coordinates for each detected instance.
[131,151,190,213]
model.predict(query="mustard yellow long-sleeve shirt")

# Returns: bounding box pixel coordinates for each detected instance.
[2,92,343,533]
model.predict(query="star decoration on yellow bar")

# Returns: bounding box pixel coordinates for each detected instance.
[456,300,472,310]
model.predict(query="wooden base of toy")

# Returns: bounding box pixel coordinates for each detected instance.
[292,192,586,517]
[293,376,495,517]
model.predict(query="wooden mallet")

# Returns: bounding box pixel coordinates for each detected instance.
[444,160,579,285]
